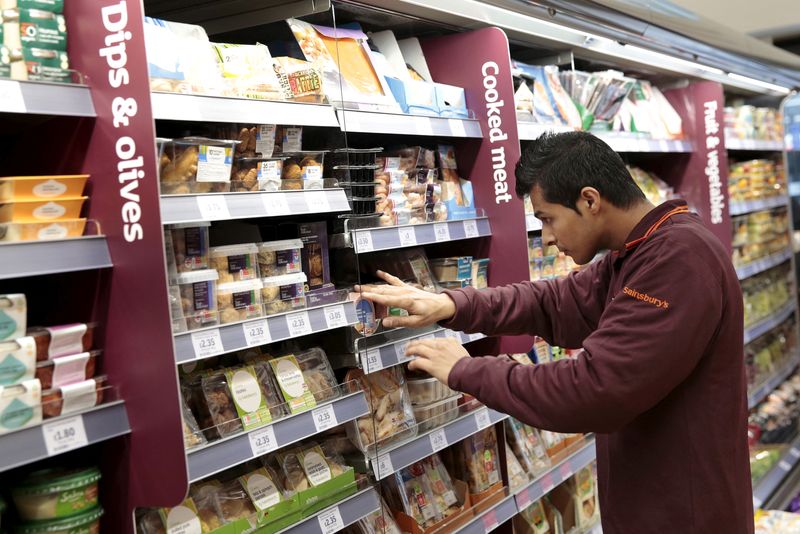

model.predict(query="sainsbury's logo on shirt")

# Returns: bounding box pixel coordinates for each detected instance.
[622,287,670,309]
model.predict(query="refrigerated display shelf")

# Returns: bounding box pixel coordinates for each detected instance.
[0,80,96,117]
[160,189,351,225]
[748,351,800,409]
[0,236,113,280]
[274,487,381,534]
[736,248,793,280]
[514,437,597,513]
[729,195,789,216]
[371,407,507,481]
[753,434,800,509]
[454,493,518,534]
[516,121,574,141]
[593,134,693,153]
[0,401,130,472]
[343,218,491,253]
[337,109,482,138]
[526,213,542,232]
[744,300,796,344]
[725,138,785,151]
[187,391,369,482]
[150,92,339,127]
[173,301,359,364]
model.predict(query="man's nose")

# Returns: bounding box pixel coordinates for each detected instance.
[542,230,557,248]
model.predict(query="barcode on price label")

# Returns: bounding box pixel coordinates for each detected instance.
[306,191,331,212]
[475,409,491,430]
[324,305,348,329]
[364,349,383,373]
[433,223,451,242]
[463,219,479,238]
[191,329,224,359]
[398,226,417,247]
[318,506,345,534]
[243,319,271,347]
[286,311,312,338]
[312,404,338,432]
[355,232,374,253]
[374,453,394,479]
[429,429,448,452]
[249,424,278,456]
[262,193,290,216]
[42,415,88,456]
[196,195,231,220]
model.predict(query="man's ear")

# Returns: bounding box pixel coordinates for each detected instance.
[579,187,602,214]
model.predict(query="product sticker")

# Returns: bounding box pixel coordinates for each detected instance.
[258,160,282,180]
[232,289,258,311]
[32,201,67,220]
[192,281,212,311]
[0,337,35,385]
[183,227,205,269]
[302,165,322,180]
[275,249,301,271]
[302,450,332,486]
[0,379,40,431]
[244,471,282,510]
[282,127,303,153]
[46,324,87,358]
[413,482,435,520]
[51,352,89,387]
[279,282,303,302]
[256,125,277,157]
[383,157,401,171]
[226,366,271,429]
[32,179,68,198]
[227,254,255,279]
[271,356,316,412]
[196,145,233,183]
[59,379,98,414]
[166,504,203,534]
[36,223,69,240]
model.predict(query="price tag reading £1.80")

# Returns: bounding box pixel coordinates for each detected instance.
[42,415,88,456]
[312,404,338,432]
[243,319,271,347]
[249,424,278,456]
[318,506,345,534]
[286,311,312,338]
[191,329,224,359]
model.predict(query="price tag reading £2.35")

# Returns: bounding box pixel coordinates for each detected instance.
[249,424,278,457]
[318,506,345,534]
[243,319,271,347]
[42,415,88,456]
[286,311,312,338]
[312,404,338,432]
[196,195,231,221]
[433,223,451,242]
[364,349,383,373]
[324,305,348,329]
[191,329,224,359]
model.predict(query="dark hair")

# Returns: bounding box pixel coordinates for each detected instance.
[514,131,646,211]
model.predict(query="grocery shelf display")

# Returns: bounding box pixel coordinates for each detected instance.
[1,0,798,532]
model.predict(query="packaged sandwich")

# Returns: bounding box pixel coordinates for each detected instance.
[454,427,501,494]
[505,419,551,475]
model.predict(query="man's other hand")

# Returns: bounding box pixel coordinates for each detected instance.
[406,338,469,385]
[357,270,456,328]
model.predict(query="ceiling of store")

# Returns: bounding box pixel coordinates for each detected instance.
[669,0,800,41]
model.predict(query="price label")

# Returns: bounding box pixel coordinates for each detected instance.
[243,319,271,347]
[482,510,499,532]
[306,191,331,213]
[780,460,792,472]
[374,453,394,479]
[658,139,669,152]
[516,488,532,511]
[42,415,88,456]
[249,424,278,456]
[421,333,436,341]
[398,226,417,247]
[540,473,555,494]
[447,118,467,137]
[286,311,312,338]
[324,305,348,330]
[318,506,345,534]
[312,404,338,432]
[0,80,26,113]
[196,195,231,221]
[475,408,492,430]
[790,448,800,459]
[355,231,374,253]
[262,193,290,216]
[559,461,573,480]
[429,429,448,452]
[433,223,451,242]
[364,349,383,373]
[191,329,224,359]
[463,219,479,239]
[395,341,410,362]
[468,332,484,342]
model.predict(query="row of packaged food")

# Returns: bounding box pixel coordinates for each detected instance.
[725,106,784,142]
[729,159,786,202]
[746,318,797,395]
[513,466,599,534]
[732,207,790,267]
[749,371,800,485]
[0,3,73,83]
[742,264,792,328]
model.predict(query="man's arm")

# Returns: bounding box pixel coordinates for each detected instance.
[447,240,723,433]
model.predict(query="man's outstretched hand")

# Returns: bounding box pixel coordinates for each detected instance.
[406,338,469,385]
[357,270,456,329]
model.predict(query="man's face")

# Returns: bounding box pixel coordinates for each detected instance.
[530,185,601,265]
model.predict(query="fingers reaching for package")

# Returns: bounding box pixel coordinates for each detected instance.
[406,338,469,386]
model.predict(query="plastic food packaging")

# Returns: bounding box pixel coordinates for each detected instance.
[328,148,382,167]
[217,279,264,324]
[0,378,40,434]
[0,197,86,223]
[423,455,460,518]
[200,371,244,438]
[356,495,402,534]
[212,479,257,524]
[180,387,207,449]
[0,336,35,385]
[249,359,290,421]
[406,374,456,404]
[209,243,260,283]
[175,269,220,330]
[276,442,349,492]
[190,483,225,531]
[273,56,325,103]
[296,347,339,403]
[275,126,303,154]
[231,157,284,192]
[456,427,501,494]
[391,460,444,529]
[471,258,490,289]
[430,257,473,282]
[212,42,283,101]
[169,222,211,272]
[257,239,304,277]
[41,375,106,419]
[35,350,99,389]
[280,151,326,182]
[0,218,86,242]
[15,506,103,534]
[158,137,238,194]
[505,419,551,475]
[12,467,101,520]
[412,395,460,432]
[224,365,276,430]
[344,367,417,453]
[0,175,88,201]
[299,222,330,290]
[261,272,307,315]
[239,466,288,512]
[0,293,25,341]
[27,323,97,361]
[269,354,317,414]
[388,147,436,171]
[506,443,530,491]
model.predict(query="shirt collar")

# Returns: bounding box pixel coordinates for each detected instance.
[615,199,689,260]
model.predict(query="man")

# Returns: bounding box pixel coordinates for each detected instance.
[360,131,752,533]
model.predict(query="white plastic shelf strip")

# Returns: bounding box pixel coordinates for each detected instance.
[337,109,482,138]
[453,494,519,534]
[516,121,574,141]
[736,248,793,280]
[0,80,95,117]
[729,195,789,216]
[0,237,112,280]
[725,137,785,151]
[526,213,542,232]
[753,433,800,509]
[594,134,693,153]
[748,350,800,409]
[744,301,796,344]
[352,218,491,254]
[274,487,381,534]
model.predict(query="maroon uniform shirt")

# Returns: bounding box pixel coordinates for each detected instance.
[444,200,753,533]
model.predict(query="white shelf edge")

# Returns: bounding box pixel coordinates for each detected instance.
[753,433,800,509]
[350,217,491,253]
[338,108,483,138]
[748,351,800,409]
[729,196,790,216]
[744,301,796,344]
[736,248,793,280]
[0,236,112,280]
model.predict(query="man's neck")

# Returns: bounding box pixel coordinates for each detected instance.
[607,200,657,251]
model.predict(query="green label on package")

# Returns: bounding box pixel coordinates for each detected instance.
[225,366,271,430]
[20,10,67,51]
[55,487,96,517]
[11,0,64,12]
[22,47,70,82]
[269,355,316,414]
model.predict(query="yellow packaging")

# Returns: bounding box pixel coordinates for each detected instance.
[0,197,87,222]
[0,218,86,242]
[0,175,88,201]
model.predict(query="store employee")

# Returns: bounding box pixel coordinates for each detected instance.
[360,132,752,534]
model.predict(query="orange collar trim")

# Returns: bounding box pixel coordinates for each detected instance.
[624,207,689,251]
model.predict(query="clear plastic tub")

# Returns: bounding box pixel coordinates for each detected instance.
[27,322,97,361]
[261,272,307,316]
[412,395,460,432]
[15,506,104,534]
[169,222,211,273]
[430,257,473,282]
[406,375,456,405]
[41,375,107,419]
[12,467,101,520]
[175,269,220,330]
[0,197,86,222]
[209,243,260,283]
[471,258,490,289]
[280,151,326,181]
[0,175,88,201]
[0,218,86,242]
[257,239,303,277]
[295,347,339,404]
[231,157,285,192]
[35,350,100,389]
[158,137,238,195]
[217,279,264,324]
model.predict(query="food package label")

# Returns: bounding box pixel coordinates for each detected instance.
[0,378,41,432]
[2,0,64,12]
[163,500,203,534]
[231,287,260,314]
[17,9,67,51]
[258,160,282,182]
[226,366,271,429]
[255,125,277,157]
[281,127,303,153]
[242,469,282,510]
[45,323,87,358]
[30,178,67,198]
[60,378,98,414]
[0,336,35,385]
[301,449,332,486]
[270,355,316,413]
[51,352,89,387]
[0,293,26,340]
[19,47,69,82]
[196,145,233,183]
